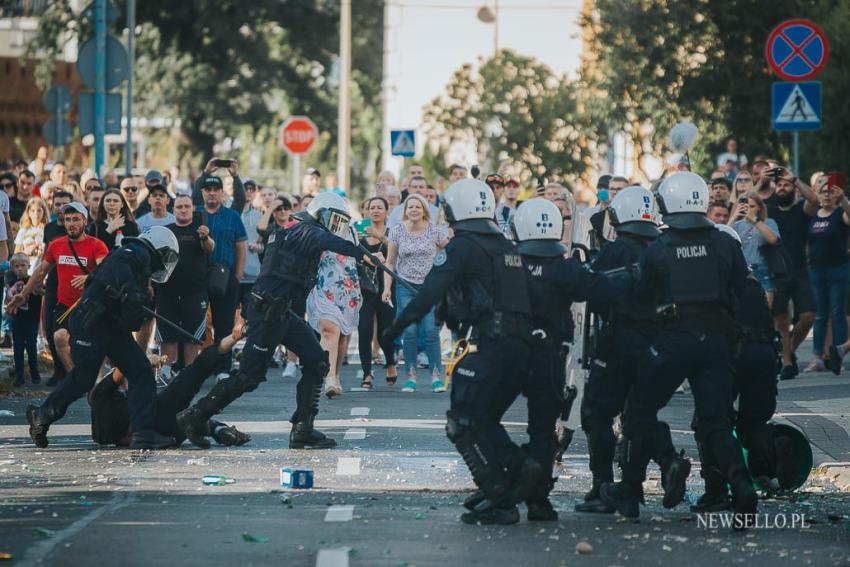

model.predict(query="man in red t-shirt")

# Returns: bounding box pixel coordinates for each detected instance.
[11,203,108,373]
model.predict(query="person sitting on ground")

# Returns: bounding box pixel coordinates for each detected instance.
[88,326,251,447]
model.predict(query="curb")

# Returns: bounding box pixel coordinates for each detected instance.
[814,462,850,492]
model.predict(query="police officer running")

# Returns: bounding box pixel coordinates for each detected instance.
[22,226,181,450]
[485,198,629,521]
[384,179,539,525]
[177,192,375,450]
[599,172,757,527]
[578,187,688,514]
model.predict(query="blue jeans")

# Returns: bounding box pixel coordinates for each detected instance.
[395,280,443,378]
[809,263,850,356]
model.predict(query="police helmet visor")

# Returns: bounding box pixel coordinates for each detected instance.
[150,247,179,284]
[320,209,351,237]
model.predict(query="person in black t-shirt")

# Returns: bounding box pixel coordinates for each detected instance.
[157,194,215,376]
[41,191,71,387]
[768,171,819,380]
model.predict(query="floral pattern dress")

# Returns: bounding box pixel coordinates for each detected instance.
[306,251,362,336]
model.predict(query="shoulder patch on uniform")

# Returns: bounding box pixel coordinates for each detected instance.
[433,249,447,267]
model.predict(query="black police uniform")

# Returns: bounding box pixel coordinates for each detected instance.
[27,239,167,449]
[601,221,755,520]
[489,245,626,520]
[177,218,364,449]
[386,219,536,522]
[579,234,680,512]
[694,275,782,509]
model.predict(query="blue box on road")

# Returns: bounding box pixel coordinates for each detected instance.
[280,467,313,489]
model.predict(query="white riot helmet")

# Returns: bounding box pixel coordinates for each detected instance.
[655,171,713,229]
[303,191,351,237]
[511,198,567,257]
[714,222,742,246]
[442,179,500,234]
[607,186,661,239]
[136,226,180,283]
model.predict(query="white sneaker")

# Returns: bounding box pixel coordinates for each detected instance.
[416,352,429,368]
[216,372,230,382]
[282,361,298,379]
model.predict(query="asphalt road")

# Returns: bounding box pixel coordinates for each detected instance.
[2,348,850,566]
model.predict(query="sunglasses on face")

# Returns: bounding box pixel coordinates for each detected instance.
[122,187,138,193]
[737,178,752,183]
[0,183,14,189]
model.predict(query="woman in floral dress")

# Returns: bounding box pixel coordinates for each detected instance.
[306,244,363,398]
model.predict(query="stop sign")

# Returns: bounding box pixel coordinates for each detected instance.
[280,116,318,155]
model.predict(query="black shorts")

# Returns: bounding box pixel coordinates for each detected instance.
[155,291,208,343]
[52,303,72,332]
[771,270,816,317]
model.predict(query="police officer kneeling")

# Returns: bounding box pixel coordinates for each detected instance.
[578,187,687,514]
[599,172,757,528]
[26,226,181,450]
[385,179,539,525]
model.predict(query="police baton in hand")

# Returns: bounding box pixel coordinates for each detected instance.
[139,304,203,344]
[357,244,419,294]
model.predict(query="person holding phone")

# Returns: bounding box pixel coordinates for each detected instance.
[191,158,247,213]
[732,192,780,301]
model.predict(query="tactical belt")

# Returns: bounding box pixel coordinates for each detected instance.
[250,291,292,322]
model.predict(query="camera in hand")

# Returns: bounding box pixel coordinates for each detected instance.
[213,158,232,168]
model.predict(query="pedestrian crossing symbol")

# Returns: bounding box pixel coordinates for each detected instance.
[390,129,416,157]
[772,82,821,131]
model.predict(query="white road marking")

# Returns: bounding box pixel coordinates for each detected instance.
[350,407,370,417]
[316,547,350,567]
[343,428,367,440]
[336,457,361,476]
[324,505,355,522]
[349,387,369,392]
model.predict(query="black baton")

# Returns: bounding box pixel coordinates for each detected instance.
[357,244,419,294]
[141,305,203,344]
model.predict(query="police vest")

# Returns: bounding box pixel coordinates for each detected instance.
[610,236,655,323]
[661,231,722,305]
[524,257,573,342]
[259,225,320,291]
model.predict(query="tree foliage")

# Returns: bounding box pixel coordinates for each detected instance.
[582,0,850,177]
[423,50,589,186]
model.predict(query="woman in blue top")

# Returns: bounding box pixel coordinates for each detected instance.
[804,173,850,373]
[732,191,780,302]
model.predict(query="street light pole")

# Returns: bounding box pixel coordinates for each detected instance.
[94,0,106,175]
[125,0,135,176]
[337,0,352,193]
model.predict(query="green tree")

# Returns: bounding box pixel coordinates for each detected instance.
[582,0,849,177]
[423,50,589,186]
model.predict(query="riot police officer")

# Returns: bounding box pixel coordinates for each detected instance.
[578,187,688,514]
[384,179,539,525]
[692,225,792,511]
[25,226,181,450]
[177,192,373,450]
[600,172,757,527]
[491,198,628,521]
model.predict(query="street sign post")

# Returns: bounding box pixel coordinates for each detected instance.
[42,86,72,157]
[766,19,829,176]
[79,92,123,135]
[390,129,416,157]
[279,116,319,194]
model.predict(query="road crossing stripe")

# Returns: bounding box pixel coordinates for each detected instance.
[350,407,370,416]
[316,547,350,567]
[336,457,361,475]
[324,505,355,522]
[344,428,367,440]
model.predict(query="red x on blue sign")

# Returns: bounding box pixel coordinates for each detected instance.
[765,19,829,81]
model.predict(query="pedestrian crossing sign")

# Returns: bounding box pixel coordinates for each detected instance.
[390,129,416,157]
[772,82,821,131]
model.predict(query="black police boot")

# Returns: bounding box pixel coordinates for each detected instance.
[729,472,758,531]
[130,430,177,450]
[463,490,486,511]
[26,404,50,448]
[289,420,337,449]
[660,451,691,509]
[210,420,252,446]
[527,498,558,521]
[460,499,520,525]
[574,481,615,514]
[509,456,545,505]
[554,423,573,463]
[175,407,212,449]
[598,481,641,519]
